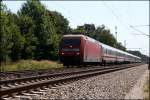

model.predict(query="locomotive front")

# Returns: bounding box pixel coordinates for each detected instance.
[59,35,84,66]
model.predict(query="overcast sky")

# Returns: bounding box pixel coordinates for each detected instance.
[3,1,149,56]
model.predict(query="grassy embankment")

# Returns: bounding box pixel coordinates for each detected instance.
[143,75,149,100]
[0,60,63,72]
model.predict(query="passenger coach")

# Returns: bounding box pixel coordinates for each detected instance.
[59,34,141,66]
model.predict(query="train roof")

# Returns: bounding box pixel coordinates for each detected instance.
[100,42,141,59]
[63,34,86,38]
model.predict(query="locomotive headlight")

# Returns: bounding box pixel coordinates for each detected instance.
[61,52,64,55]
[76,52,80,55]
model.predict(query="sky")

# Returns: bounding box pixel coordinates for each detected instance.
[3,1,149,56]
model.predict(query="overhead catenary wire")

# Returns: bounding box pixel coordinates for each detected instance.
[102,1,132,31]
[130,25,149,37]
[127,48,147,51]
[130,25,150,27]
[101,1,149,56]
[102,1,149,37]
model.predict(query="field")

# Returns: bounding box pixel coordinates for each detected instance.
[0,60,63,72]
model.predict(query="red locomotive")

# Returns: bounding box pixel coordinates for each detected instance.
[59,34,141,66]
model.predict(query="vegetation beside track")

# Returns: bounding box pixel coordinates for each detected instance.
[143,76,149,100]
[0,60,63,72]
[1,0,148,66]
[1,0,127,64]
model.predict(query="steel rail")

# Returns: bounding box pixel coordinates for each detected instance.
[0,63,142,97]
[1,63,140,85]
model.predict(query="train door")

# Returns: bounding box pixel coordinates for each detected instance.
[99,44,102,63]
[83,37,88,62]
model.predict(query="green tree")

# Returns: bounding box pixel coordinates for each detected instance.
[73,24,96,37]
[18,15,37,59]
[0,4,13,64]
[47,11,70,35]
[73,26,86,34]
[6,12,25,61]
[95,25,117,47]
[1,3,26,64]
[18,0,58,60]
[116,42,126,51]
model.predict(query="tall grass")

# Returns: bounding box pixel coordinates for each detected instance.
[143,76,149,100]
[0,60,63,72]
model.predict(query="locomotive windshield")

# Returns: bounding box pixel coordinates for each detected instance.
[62,38,81,46]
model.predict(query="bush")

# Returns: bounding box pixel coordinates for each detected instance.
[0,60,63,72]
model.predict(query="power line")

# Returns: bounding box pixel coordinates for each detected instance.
[131,33,149,37]
[130,25,149,37]
[102,1,149,57]
[102,1,149,37]
[127,48,147,51]
[102,1,131,31]
[130,25,150,27]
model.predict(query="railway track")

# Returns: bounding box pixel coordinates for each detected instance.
[1,68,65,80]
[0,63,142,99]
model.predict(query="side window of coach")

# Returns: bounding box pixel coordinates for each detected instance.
[103,48,105,53]
[109,49,111,54]
[106,49,108,54]
[108,50,110,54]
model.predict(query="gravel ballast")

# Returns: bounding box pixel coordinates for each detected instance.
[125,69,149,99]
[37,64,148,99]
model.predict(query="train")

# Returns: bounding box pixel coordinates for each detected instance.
[59,34,141,66]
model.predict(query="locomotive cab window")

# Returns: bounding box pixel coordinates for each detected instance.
[62,38,81,46]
